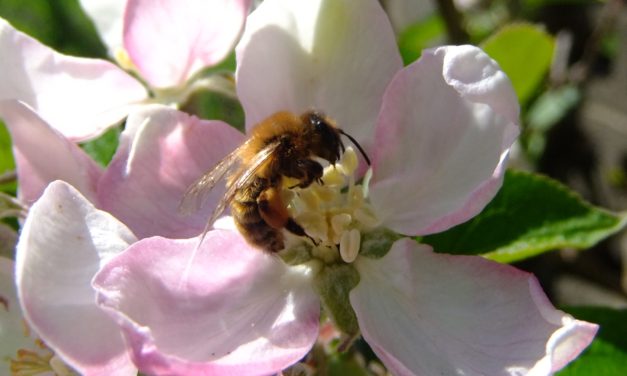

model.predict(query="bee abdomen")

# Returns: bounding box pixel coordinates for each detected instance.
[231,198,284,252]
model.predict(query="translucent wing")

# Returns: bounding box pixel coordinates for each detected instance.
[206,140,280,227]
[182,140,281,247]
[179,140,249,215]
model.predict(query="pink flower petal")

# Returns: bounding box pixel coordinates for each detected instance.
[98,105,244,239]
[16,181,137,376]
[350,239,598,376]
[0,100,103,206]
[0,19,147,141]
[236,0,402,150]
[93,231,319,375]
[370,45,519,236]
[124,0,252,88]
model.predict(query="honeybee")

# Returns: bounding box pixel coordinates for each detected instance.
[180,110,370,252]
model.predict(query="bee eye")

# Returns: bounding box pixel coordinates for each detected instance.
[308,113,324,130]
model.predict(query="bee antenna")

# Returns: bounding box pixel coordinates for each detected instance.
[339,129,371,166]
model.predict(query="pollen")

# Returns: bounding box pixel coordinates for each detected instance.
[286,147,378,264]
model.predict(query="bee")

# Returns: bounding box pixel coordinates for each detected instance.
[180,110,370,252]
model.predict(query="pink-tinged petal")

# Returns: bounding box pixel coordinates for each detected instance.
[124,0,251,88]
[236,0,402,149]
[350,239,598,376]
[0,19,147,141]
[78,0,125,52]
[0,100,103,206]
[16,181,137,376]
[93,232,320,375]
[370,45,519,235]
[98,105,244,239]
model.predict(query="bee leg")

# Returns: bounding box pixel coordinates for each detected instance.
[285,218,318,246]
[258,187,317,245]
[257,187,290,230]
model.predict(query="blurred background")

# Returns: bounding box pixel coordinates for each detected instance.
[0,0,626,374]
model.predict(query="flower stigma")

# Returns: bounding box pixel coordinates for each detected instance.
[281,147,379,266]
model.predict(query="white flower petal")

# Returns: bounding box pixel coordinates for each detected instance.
[16,181,137,376]
[236,0,402,149]
[124,0,251,88]
[94,232,319,375]
[370,45,519,235]
[0,100,103,206]
[350,239,598,376]
[98,105,245,239]
[0,18,147,141]
[78,0,125,53]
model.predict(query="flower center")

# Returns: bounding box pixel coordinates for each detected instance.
[283,147,378,264]
[9,339,75,376]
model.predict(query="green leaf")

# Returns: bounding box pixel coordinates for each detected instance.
[397,14,446,66]
[527,85,581,132]
[465,2,509,43]
[328,354,370,376]
[558,307,627,375]
[0,0,106,58]
[482,23,555,107]
[422,170,627,263]
[524,85,581,160]
[80,126,121,167]
[0,121,16,194]
[0,121,14,173]
[181,90,245,132]
[523,0,599,12]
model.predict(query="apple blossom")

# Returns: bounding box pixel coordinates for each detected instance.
[2,101,247,374]
[90,0,598,375]
[0,0,251,141]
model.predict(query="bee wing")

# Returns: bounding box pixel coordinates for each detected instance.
[187,140,280,248]
[179,143,246,215]
[206,140,280,226]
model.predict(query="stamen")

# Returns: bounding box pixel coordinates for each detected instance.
[296,211,328,241]
[285,147,378,265]
[339,229,361,263]
[10,348,54,376]
[322,167,345,186]
[337,147,358,176]
[8,329,77,376]
[331,213,352,243]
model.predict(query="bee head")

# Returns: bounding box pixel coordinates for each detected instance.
[302,111,371,166]
[302,111,344,164]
